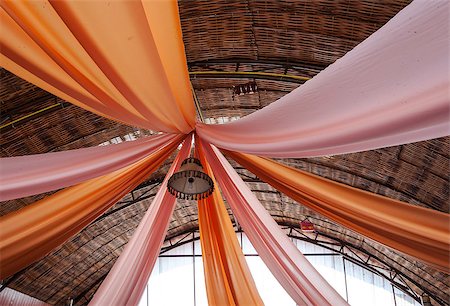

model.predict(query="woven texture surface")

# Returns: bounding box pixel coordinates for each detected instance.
[1,0,448,305]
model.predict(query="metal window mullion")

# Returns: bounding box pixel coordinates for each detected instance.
[343,257,349,302]
[192,232,197,306]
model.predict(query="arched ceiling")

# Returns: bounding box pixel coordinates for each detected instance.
[0,0,448,305]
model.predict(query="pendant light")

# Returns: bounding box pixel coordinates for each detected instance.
[167,157,214,200]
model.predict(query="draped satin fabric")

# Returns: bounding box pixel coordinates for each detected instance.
[226,150,450,273]
[201,141,348,306]
[197,0,450,157]
[0,0,195,133]
[90,134,192,306]
[0,135,183,279]
[196,141,264,306]
[0,133,178,201]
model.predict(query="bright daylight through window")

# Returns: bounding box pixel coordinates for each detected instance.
[138,232,421,306]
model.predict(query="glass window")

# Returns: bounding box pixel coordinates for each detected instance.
[242,233,257,255]
[137,284,147,306]
[194,257,208,306]
[295,239,334,254]
[194,239,202,255]
[137,232,421,306]
[246,256,295,306]
[163,242,193,256]
[394,287,422,306]
[145,257,195,306]
[307,255,347,299]
[345,260,395,306]
[124,133,137,141]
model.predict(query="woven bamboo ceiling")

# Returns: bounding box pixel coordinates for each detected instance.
[0,0,448,305]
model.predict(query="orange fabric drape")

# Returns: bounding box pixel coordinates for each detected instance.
[0,0,195,133]
[197,142,264,306]
[0,135,184,279]
[89,134,193,306]
[226,150,450,273]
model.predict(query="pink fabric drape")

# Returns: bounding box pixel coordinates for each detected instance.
[196,139,264,306]
[0,133,177,201]
[0,135,183,279]
[89,134,192,306]
[197,0,449,158]
[201,140,348,306]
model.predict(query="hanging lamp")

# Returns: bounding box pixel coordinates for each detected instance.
[167,157,214,200]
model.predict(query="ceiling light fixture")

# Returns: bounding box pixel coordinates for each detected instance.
[232,81,258,98]
[300,219,315,233]
[167,157,214,200]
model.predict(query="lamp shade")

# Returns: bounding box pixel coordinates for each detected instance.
[167,158,214,200]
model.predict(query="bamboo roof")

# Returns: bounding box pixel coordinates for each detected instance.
[1,0,448,305]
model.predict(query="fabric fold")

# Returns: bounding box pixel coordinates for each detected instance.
[200,140,348,306]
[197,0,449,157]
[0,133,177,201]
[225,150,450,273]
[0,134,184,279]
[196,139,264,306]
[1,0,195,133]
[89,134,192,306]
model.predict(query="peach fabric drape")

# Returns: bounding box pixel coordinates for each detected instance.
[90,134,192,306]
[226,150,450,273]
[197,0,449,157]
[202,141,348,306]
[0,133,177,201]
[201,141,347,305]
[197,141,264,306]
[0,135,183,279]
[0,0,195,133]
